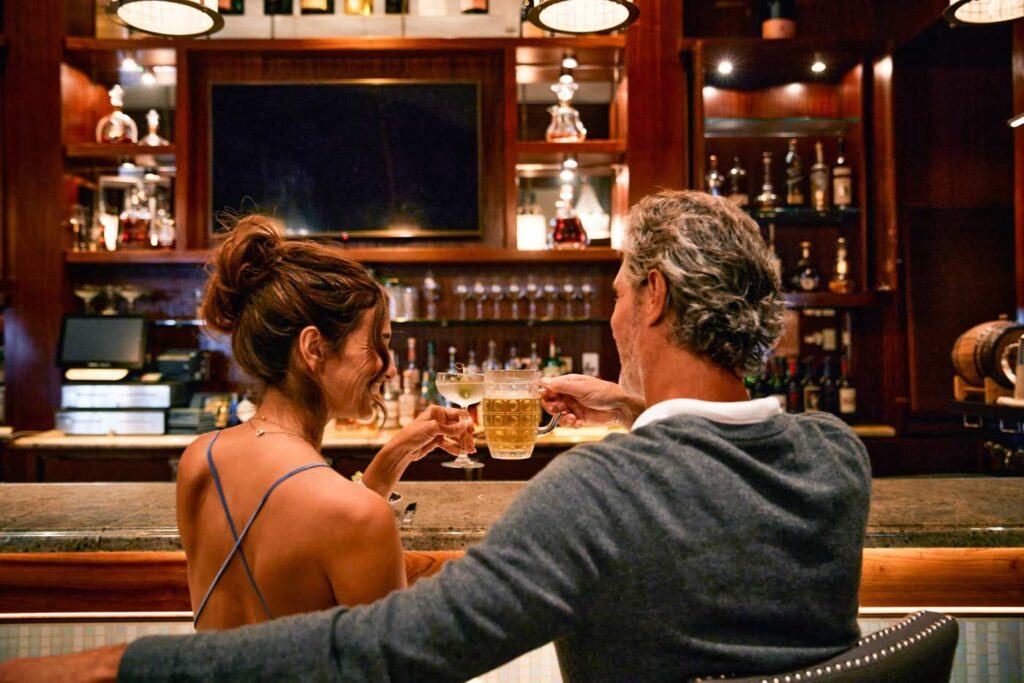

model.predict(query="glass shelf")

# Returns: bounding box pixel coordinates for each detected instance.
[704,117,860,138]
[392,318,610,327]
[745,206,860,226]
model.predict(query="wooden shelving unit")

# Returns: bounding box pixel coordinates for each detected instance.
[515,140,626,156]
[782,291,890,309]
[64,144,176,161]
[65,246,622,266]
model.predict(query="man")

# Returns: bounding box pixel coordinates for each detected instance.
[2,191,870,682]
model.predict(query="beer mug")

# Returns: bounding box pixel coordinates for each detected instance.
[482,370,561,460]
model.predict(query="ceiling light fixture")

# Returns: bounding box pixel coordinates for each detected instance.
[107,0,224,38]
[944,0,1024,24]
[717,60,734,76]
[120,55,141,72]
[522,0,640,35]
[561,53,579,70]
[811,60,827,74]
[1009,113,1024,128]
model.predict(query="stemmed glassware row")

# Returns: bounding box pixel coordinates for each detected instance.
[450,277,595,321]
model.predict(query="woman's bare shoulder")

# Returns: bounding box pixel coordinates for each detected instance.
[301,472,395,537]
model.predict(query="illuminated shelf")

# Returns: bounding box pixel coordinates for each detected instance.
[154,317,611,328]
[64,144,176,160]
[746,206,860,225]
[704,117,860,138]
[783,291,889,309]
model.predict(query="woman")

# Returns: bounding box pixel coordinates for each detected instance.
[177,216,475,630]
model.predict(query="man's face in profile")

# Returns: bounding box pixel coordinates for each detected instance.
[611,262,643,397]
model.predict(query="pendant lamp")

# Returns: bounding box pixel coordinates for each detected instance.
[522,0,640,35]
[944,0,1024,24]
[107,0,224,38]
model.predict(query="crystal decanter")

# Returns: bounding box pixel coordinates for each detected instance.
[546,81,587,143]
[95,85,138,144]
[141,109,168,146]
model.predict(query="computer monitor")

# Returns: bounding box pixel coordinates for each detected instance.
[58,315,148,370]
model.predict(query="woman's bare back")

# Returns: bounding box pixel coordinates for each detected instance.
[177,426,405,630]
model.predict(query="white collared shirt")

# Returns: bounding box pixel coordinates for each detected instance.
[631,396,783,432]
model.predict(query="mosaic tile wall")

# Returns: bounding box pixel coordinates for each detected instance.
[1,618,1020,682]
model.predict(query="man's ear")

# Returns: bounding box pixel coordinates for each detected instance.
[297,326,324,372]
[640,270,668,326]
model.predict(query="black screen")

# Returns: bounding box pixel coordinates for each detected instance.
[60,317,147,369]
[211,83,481,237]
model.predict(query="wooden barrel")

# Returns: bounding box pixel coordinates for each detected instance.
[951,320,1024,389]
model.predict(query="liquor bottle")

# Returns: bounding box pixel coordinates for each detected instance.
[417,340,439,413]
[706,155,725,197]
[832,137,853,208]
[769,357,788,411]
[383,350,401,428]
[784,138,805,206]
[761,0,796,39]
[343,0,371,15]
[756,152,777,210]
[786,357,803,413]
[482,340,502,371]
[810,140,830,211]
[219,0,245,14]
[838,356,857,421]
[727,156,749,206]
[301,0,334,12]
[744,373,758,397]
[461,0,488,13]
[819,358,837,414]
[466,348,480,375]
[767,222,782,277]
[753,363,770,399]
[404,338,420,390]
[142,110,168,147]
[385,0,407,13]
[801,359,822,412]
[264,0,294,14]
[447,345,459,373]
[398,338,420,427]
[828,237,854,294]
[95,86,138,145]
[788,241,822,292]
[528,342,541,371]
[541,336,563,378]
[551,201,589,251]
[505,343,521,370]
[119,186,151,249]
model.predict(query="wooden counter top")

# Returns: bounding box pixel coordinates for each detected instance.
[0,477,1020,554]
[8,423,897,451]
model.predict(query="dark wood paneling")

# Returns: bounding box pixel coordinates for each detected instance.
[627,0,687,199]
[903,208,1015,415]
[4,1,68,430]
[703,82,849,118]
[683,0,878,40]
[186,50,508,250]
[60,64,111,145]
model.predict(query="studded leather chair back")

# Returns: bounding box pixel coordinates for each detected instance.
[693,611,959,683]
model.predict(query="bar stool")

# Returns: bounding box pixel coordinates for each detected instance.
[694,611,959,683]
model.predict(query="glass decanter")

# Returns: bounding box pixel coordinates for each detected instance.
[119,186,151,249]
[95,85,138,145]
[550,199,589,251]
[546,81,587,143]
[142,109,168,146]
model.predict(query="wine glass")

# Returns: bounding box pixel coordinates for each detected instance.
[507,279,526,320]
[580,281,595,319]
[561,281,577,319]
[472,278,487,320]
[525,280,542,321]
[434,371,485,469]
[455,281,470,321]
[489,281,505,320]
[74,284,101,313]
[542,282,559,320]
[423,271,441,321]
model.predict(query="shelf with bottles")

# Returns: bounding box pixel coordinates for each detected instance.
[782,291,889,309]
[703,117,860,139]
[64,144,176,161]
[744,206,859,226]
[392,317,611,327]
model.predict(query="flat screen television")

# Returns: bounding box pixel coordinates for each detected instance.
[210,82,482,238]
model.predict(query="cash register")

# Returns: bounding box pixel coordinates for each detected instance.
[56,315,209,435]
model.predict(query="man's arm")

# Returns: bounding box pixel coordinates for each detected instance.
[119,450,615,682]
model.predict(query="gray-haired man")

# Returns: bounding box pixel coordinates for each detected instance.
[2,191,870,683]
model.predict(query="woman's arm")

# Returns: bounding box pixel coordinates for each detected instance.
[361,406,475,497]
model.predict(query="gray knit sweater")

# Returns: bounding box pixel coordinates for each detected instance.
[120,411,871,682]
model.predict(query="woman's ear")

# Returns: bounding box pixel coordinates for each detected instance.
[297,326,325,372]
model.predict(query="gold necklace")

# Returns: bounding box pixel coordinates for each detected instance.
[249,414,307,440]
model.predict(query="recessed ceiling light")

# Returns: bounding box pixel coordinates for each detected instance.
[561,54,579,70]
[1009,113,1024,128]
[717,60,734,76]
[559,73,575,84]
[120,56,141,72]
[560,169,576,182]
[141,70,157,86]
[811,60,827,74]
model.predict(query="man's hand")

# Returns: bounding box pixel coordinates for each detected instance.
[0,644,125,683]
[540,375,645,429]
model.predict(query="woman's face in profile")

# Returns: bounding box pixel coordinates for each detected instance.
[318,311,394,421]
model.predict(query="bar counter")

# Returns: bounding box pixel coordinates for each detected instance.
[0,477,1020,553]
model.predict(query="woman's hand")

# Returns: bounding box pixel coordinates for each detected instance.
[540,375,645,429]
[392,405,477,462]
[361,406,476,497]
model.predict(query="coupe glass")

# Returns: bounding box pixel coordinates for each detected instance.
[542,282,559,320]
[472,279,487,320]
[74,285,101,313]
[455,281,470,321]
[489,281,505,319]
[435,372,485,469]
[507,280,526,320]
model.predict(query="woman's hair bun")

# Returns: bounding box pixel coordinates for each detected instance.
[201,215,284,333]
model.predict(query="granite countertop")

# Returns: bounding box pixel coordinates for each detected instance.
[0,477,1020,553]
